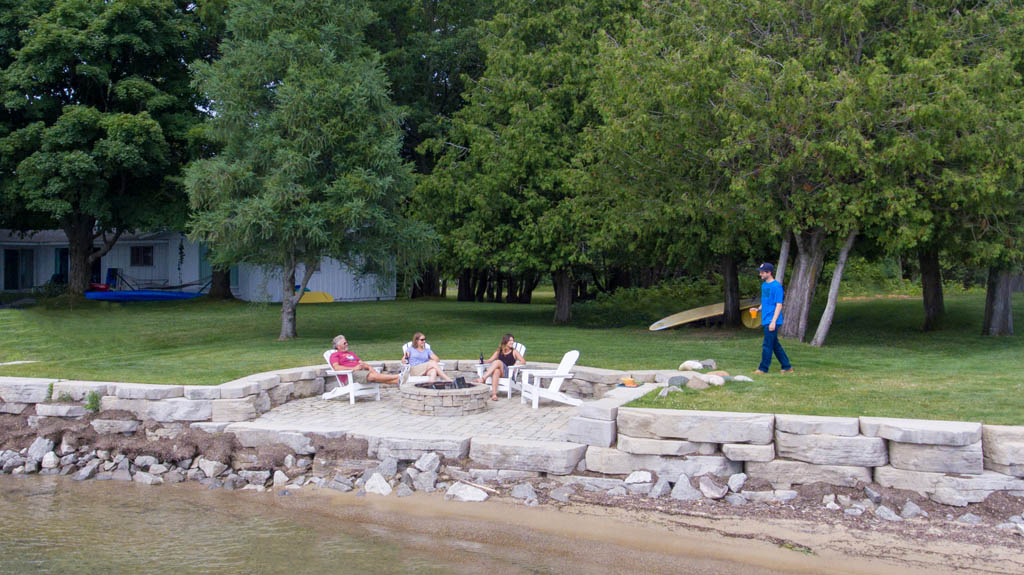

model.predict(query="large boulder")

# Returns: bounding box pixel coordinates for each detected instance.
[775,431,887,467]
[860,417,981,446]
[617,408,773,444]
[469,437,586,475]
[745,459,872,488]
[889,441,983,475]
[585,447,741,478]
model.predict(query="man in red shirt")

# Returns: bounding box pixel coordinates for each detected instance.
[329,335,400,385]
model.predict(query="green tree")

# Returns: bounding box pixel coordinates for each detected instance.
[185,0,429,340]
[421,0,640,322]
[1,0,203,294]
[366,0,496,297]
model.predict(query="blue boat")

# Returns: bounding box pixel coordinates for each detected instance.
[84,290,204,302]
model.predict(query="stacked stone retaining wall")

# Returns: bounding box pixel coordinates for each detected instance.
[582,408,1024,506]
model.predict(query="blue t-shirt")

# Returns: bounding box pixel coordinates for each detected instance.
[761,280,785,326]
[407,346,431,366]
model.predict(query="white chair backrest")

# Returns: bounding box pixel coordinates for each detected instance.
[514,342,526,357]
[403,341,433,357]
[555,350,579,374]
[547,350,579,392]
[323,349,346,385]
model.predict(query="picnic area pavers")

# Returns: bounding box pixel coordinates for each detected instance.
[247,387,577,445]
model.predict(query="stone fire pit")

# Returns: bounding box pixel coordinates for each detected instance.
[399,379,490,416]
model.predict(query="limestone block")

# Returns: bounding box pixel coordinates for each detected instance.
[254,391,271,414]
[722,443,775,462]
[617,435,717,456]
[190,422,230,434]
[211,396,258,422]
[225,423,316,454]
[577,398,621,421]
[745,459,872,488]
[775,431,887,467]
[291,378,325,399]
[982,425,1024,477]
[371,435,470,460]
[267,381,294,405]
[889,441,983,474]
[35,403,87,418]
[626,370,667,383]
[584,446,740,478]
[217,378,263,399]
[52,381,110,401]
[91,419,140,434]
[566,417,616,447]
[0,378,56,403]
[148,398,212,422]
[657,370,704,383]
[617,408,773,444]
[874,465,1024,505]
[99,397,211,422]
[0,402,28,414]
[114,383,183,400]
[775,414,859,436]
[571,366,624,385]
[184,386,221,400]
[469,437,586,475]
[860,416,981,447]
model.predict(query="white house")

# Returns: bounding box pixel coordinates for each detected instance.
[0,229,395,303]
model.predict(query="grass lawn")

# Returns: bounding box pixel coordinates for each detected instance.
[0,292,1021,424]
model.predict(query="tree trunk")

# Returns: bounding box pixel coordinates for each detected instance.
[721,254,741,327]
[457,268,474,301]
[63,216,121,295]
[507,275,518,302]
[64,217,96,296]
[982,266,1014,336]
[279,260,317,340]
[918,247,944,331]
[494,273,504,303]
[811,229,857,347]
[518,271,539,303]
[552,269,573,324]
[779,228,826,341]
[441,279,447,298]
[474,269,489,302]
[776,231,791,285]
[207,268,234,299]
[279,262,299,341]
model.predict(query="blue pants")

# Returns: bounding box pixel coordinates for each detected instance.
[759,326,792,372]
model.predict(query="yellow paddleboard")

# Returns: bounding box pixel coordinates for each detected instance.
[298,291,334,304]
[649,298,759,331]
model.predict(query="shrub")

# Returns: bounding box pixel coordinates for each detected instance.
[85,391,101,413]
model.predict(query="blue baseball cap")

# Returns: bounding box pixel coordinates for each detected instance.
[758,262,775,273]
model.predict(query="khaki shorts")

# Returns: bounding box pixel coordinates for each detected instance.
[410,363,433,376]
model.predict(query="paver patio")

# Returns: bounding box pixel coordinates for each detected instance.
[251,387,578,441]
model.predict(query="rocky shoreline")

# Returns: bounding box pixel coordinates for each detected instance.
[3,409,1023,552]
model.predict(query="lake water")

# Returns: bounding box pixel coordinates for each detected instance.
[0,476,793,575]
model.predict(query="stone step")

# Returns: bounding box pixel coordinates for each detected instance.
[469,437,585,475]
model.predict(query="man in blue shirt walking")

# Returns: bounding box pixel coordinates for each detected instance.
[754,263,793,374]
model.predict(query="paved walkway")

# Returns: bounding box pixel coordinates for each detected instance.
[251,387,578,442]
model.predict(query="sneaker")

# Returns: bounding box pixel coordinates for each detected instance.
[753,370,767,375]
[781,368,794,374]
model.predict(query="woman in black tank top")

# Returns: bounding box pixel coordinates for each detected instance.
[475,333,525,401]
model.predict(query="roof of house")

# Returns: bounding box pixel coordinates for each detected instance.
[0,229,181,246]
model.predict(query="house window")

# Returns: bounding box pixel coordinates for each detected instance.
[130,246,154,267]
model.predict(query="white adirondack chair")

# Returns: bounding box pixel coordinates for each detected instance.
[477,342,526,399]
[520,350,580,409]
[400,341,446,383]
[321,350,380,404]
